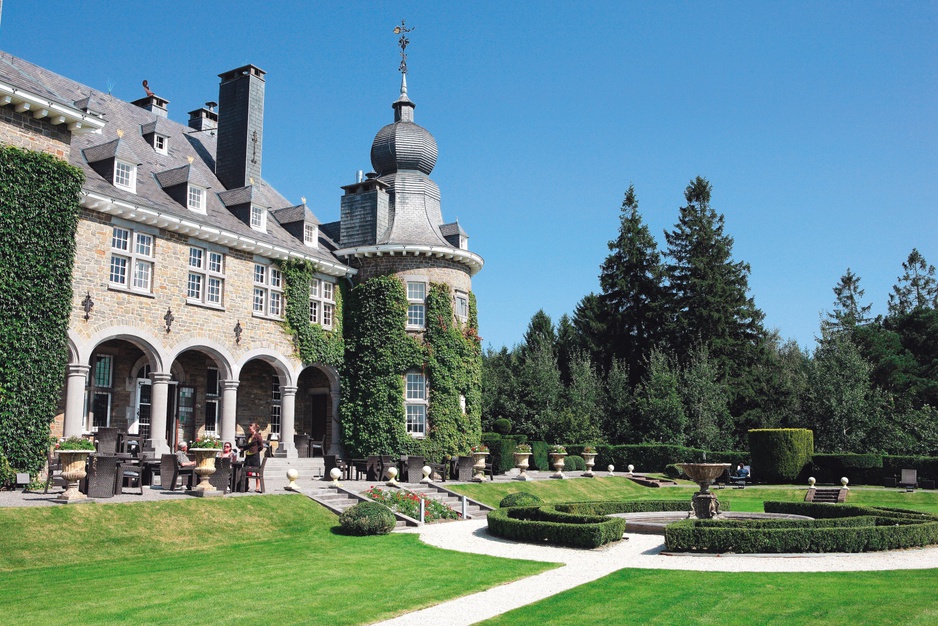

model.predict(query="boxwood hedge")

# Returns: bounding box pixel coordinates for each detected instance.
[748,428,814,483]
[665,501,938,553]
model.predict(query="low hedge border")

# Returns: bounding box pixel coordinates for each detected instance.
[665,501,938,553]
[487,505,626,549]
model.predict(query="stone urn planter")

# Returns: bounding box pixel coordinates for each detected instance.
[549,452,567,479]
[471,451,489,482]
[581,451,597,477]
[56,450,91,502]
[513,452,532,481]
[677,462,731,519]
[190,448,219,494]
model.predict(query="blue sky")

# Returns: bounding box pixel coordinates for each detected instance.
[1,2,935,351]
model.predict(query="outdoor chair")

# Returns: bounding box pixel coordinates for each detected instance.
[294,434,309,458]
[86,454,119,498]
[323,455,349,480]
[117,457,144,495]
[240,448,269,493]
[899,469,918,490]
[428,459,448,482]
[43,450,66,493]
[407,456,426,483]
[455,456,473,482]
[309,438,325,457]
[94,427,122,455]
[209,456,232,492]
[367,455,395,481]
[159,453,195,491]
[731,466,751,489]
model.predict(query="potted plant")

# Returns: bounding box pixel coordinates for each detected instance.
[549,445,567,480]
[581,445,597,478]
[54,436,95,502]
[189,436,223,494]
[470,444,489,482]
[513,443,532,481]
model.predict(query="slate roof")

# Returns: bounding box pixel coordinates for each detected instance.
[0,50,347,272]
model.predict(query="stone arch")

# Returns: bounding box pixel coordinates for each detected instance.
[76,325,167,372]
[234,348,296,387]
[297,362,343,455]
[166,338,236,380]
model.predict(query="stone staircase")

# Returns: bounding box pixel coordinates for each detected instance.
[404,482,494,520]
[805,487,847,503]
[266,456,324,481]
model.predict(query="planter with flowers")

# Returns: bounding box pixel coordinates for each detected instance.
[513,443,533,481]
[549,445,567,479]
[54,437,95,502]
[581,446,597,477]
[470,444,489,482]
[189,436,223,495]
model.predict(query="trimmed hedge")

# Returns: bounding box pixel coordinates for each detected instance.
[486,505,626,548]
[564,455,585,471]
[813,453,884,485]
[481,433,527,474]
[499,492,544,508]
[883,455,938,481]
[554,500,705,515]
[748,428,813,483]
[338,501,397,536]
[531,441,550,471]
[666,501,938,553]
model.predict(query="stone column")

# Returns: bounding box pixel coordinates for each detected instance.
[280,385,297,459]
[220,379,240,445]
[147,372,172,455]
[63,364,90,438]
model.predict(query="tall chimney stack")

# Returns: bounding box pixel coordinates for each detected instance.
[215,64,265,190]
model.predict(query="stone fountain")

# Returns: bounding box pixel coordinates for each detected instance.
[678,463,731,519]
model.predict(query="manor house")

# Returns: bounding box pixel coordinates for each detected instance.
[0,50,482,457]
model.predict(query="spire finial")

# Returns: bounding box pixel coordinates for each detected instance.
[393,20,414,75]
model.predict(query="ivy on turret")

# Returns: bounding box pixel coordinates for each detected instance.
[280,259,344,369]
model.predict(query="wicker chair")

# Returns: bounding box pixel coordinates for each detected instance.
[43,450,66,493]
[86,454,119,498]
[94,427,122,454]
[159,453,195,491]
[309,438,325,457]
[406,456,426,483]
[117,457,144,495]
[455,456,474,482]
[323,455,348,480]
[209,456,232,492]
[294,434,310,458]
[240,448,269,493]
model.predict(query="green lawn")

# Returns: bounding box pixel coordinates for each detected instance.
[0,495,555,625]
[477,568,938,625]
[451,476,938,514]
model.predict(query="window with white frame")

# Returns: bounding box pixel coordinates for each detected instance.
[406,281,426,329]
[405,371,427,436]
[90,354,113,431]
[109,226,154,293]
[114,159,136,192]
[253,263,283,318]
[308,278,336,329]
[187,246,225,307]
[154,134,168,155]
[250,205,267,232]
[303,223,318,248]
[455,293,469,323]
[187,185,206,213]
[204,367,219,436]
[270,375,282,435]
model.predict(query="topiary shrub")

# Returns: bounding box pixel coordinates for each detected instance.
[499,492,545,508]
[564,455,585,471]
[663,463,686,479]
[748,428,814,483]
[338,501,396,536]
[531,441,550,471]
[487,506,626,549]
[493,418,512,435]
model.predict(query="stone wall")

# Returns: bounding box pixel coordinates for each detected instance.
[0,107,71,159]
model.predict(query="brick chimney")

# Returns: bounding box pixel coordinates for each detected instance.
[131,94,169,118]
[215,64,265,190]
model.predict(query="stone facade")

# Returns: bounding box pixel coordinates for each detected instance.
[0,107,70,159]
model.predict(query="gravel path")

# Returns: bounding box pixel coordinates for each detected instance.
[372,519,938,626]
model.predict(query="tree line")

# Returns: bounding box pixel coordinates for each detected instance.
[482,177,938,456]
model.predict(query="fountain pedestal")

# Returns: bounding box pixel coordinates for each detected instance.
[678,463,731,520]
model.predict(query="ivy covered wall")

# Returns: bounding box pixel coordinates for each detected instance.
[0,147,83,476]
[280,258,344,369]
[340,275,483,460]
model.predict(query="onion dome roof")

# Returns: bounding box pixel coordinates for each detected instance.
[370,75,437,176]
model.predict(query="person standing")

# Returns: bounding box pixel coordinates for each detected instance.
[243,423,265,492]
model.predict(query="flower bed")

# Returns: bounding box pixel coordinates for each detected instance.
[364,487,459,523]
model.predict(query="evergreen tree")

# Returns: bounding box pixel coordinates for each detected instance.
[634,349,686,444]
[514,340,563,441]
[555,314,578,386]
[680,346,733,450]
[481,346,522,432]
[597,184,665,384]
[603,359,634,444]
[572,293,610,372]
[521,309,556,357]
[888,248,938,316]
[554,352,604,444]
[826,268,872,332]
[663,176,765,397]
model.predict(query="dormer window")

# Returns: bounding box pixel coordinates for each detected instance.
[188,185,206,213]
[250,205,267,232]
[114,160,136,192]
[153,134,168,155]
[303,223,318,248]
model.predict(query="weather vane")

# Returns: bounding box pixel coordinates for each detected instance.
[393,20,414,74]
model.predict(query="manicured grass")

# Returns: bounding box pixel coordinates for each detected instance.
[451,477,938,514]
[0,495,555,625]
[478,568,938,625]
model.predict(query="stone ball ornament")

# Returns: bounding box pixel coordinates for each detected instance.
[607,464,615,477]
[841,476,850,489]
[808,476,816,487]
[285,468,299,491]
[330,467,342,483]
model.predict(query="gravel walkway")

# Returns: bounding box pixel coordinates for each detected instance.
[372,519,938,626]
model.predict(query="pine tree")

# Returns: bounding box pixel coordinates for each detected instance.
[634,349,686,444]
[555,314,578,386]
[680,346,733,450]
[572,293,610,370]
[888,248,938,316]
[663,176,765,388]
[597,184,665,385]
[521,309,555,357]
[826,268,872,332]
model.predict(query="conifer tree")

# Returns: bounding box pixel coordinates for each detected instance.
[888,248,938,316]
[826,268,872,332]
[663,177,765,386]
[598,184,665,385]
